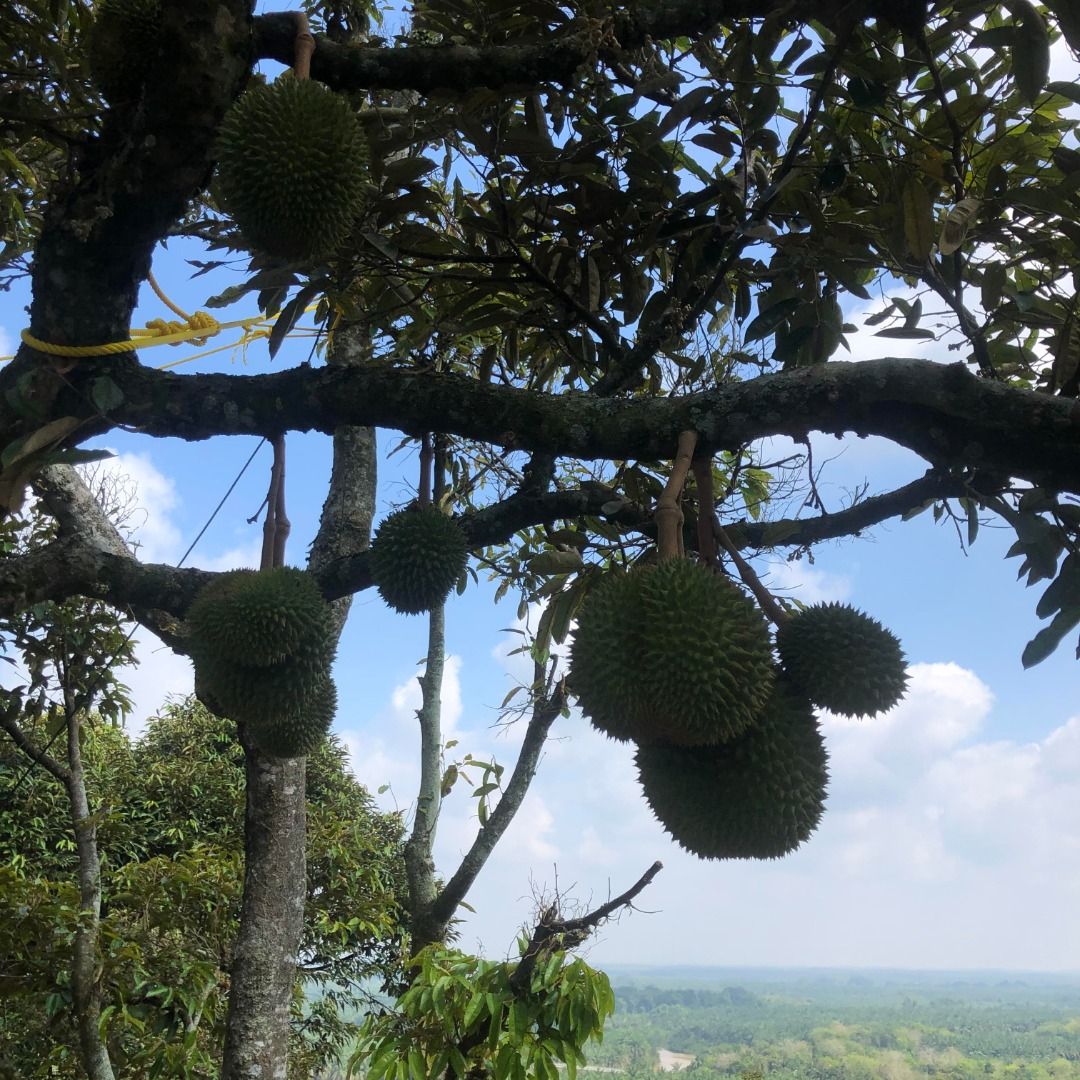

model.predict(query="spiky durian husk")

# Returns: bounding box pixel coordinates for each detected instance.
[89,0,161,103]
[190,645,333,730]
[568,559,775,746]
[566,569,652,738]
[247,674,337,758]
[635,679,829,860]
[368,505,468,615]
[187,567,333,668]
[215,77,368,260]
[776,602,908,718]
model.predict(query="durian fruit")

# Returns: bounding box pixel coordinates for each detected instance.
[187,567,337,758]
[89,0,162,104]
[186,567,333,668]
[247,674,337,758]
[215,77,369,260]
[191,646,333,729]
[368,505,469,615]
[568,558,775,746]
[776,602,907,718]
[635,678,829,860]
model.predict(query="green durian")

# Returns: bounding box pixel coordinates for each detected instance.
[187,567,333,668]
[190,646,332,730]
[635,678,829,860]
[89,0,162,104]
[568,559,775,745]
[247,674,337,758]
[215,77,369,260]
[776,601,908,718]
[368,505,469,615]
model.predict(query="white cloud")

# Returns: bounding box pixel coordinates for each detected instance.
[844,289,959,365]
[766,556,852,604]
[337,609,1080,969]
[389,653,464,736]
[92,451,183,563]
[121,633,194,736]
[198,541,262,572]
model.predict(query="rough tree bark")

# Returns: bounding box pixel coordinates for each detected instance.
[64,684,116,1080]
[221,319,378,1079]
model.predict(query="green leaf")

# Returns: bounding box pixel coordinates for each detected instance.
[902,180,934,262]
[1022,605,1080,667]
[90,376,124,414]
[743,297,801,343]
[873,327,936,340]
[1007,0,1051,106]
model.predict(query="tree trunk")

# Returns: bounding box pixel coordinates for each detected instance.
[221,748,307,1080]
[221,319,377,1078]
[65,695,115,1080]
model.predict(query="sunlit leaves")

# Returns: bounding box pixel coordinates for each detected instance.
[353,944,614,1080]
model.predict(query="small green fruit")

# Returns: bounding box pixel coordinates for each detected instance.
[776,602,908,718]
[368,506,469,615]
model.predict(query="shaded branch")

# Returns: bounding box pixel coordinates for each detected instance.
[508,860,663,994]
[0,468,1024,621]
[251,1,852,95]
[428,680,565,932]
[15,358,1077,493]
[0,696,71,786]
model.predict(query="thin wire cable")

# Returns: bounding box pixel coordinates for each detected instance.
[2,439,267,800]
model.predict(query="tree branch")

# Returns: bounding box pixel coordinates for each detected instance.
[14,358,1077,492]
[0,694,71,786]
[428,678,564,932]
[508,860,663,994]
[251,2,848,95]
[0,468,1022,620]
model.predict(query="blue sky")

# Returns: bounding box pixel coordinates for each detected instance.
[2,26,1079,976]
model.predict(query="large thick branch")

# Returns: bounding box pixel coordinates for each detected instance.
[252,1,842,94]
[25,358,1080,492]
[0,467,1022,620]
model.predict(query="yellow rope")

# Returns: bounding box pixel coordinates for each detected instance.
[3,264,324,366]
[147,268,190,321]
[15,269,237,357]
[19,312,263,356]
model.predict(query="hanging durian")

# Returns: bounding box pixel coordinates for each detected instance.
[635,678,829,860]
[776,602,908,718]
[186,566,333,668]
[89,0,162,103]
[368,505,469,615]
[215,77,368,260]
[569,558,775,745]
[187,567,337,757]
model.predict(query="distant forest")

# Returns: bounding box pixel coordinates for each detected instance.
[585,969,1080,1079]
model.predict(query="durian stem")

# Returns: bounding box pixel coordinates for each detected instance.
[656,429,697,560]
[260,436,290,570]
[289,11,315,79]
[418,432,433,508]
[691,455,718,565]
[714,521,789,628]
[291,12,315,80]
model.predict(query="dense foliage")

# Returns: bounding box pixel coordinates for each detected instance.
[591,972,1080,1080]
[0,698,406,1078]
